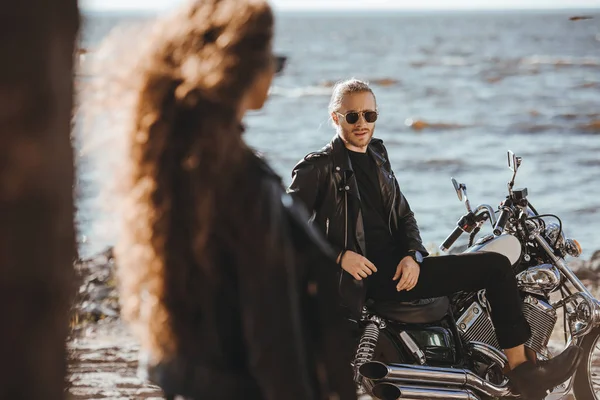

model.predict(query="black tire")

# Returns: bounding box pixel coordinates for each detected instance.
[574,327,600,400]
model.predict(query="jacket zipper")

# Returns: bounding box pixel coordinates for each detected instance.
[388,173,396,235]
[325,218,330,238]
[344,192,348,248]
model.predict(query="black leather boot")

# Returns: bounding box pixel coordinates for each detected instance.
[507,345,582,400]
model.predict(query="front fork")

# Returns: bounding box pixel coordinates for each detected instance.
[528,232,600,338]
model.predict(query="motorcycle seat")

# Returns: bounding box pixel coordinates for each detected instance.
[369,297,450,324]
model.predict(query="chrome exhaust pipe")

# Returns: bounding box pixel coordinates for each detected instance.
[372,382,480,400]
[359,361,512,398]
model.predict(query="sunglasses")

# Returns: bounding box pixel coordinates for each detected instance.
[336,110,378,124]
[274,54,287,75]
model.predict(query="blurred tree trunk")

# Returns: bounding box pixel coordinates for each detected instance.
[0,2,79,399]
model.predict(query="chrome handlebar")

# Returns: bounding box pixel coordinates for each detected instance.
[473,204,498,228]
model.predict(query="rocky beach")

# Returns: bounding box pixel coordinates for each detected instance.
[68,248,162,399]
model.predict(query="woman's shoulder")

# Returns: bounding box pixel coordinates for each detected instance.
[249,148,284,176]
[246,150,336,260]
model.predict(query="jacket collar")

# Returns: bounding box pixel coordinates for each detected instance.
[330,134,386,171]
[368,143,386,167]
[330,134,351,173]
[329,134,360,200]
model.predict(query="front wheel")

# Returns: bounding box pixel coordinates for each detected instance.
[573,327,600,400]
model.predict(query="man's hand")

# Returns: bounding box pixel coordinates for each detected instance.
[339,250,377,280]
[393,256,420,291]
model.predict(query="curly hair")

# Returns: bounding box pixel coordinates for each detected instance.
[114,0,274,361]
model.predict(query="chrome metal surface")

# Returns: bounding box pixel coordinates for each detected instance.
[465,234,522,265]
[525,217,543,236]
[586,332,600,397]
[533,232,595,298]
[398,331,426,365]
[522,296,557,354]
[357,378,375,398]
[372,382,480,400]
[554,292,600,338]
[457,301,500,349]
[473,204,498,227]
[353,321,380,382]
[544,223,566,248]
[565,238,582,258]
[459,294,558,355]
[459,183,473,213]
[516,264,561,295]
[468,341,508,369]
[359,361,513,398]
[457,302,483,332]
[452,178,463,201]
[507,150,521,195]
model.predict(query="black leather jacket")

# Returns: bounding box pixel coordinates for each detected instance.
[288,135,429,315]
[144,151,356,400]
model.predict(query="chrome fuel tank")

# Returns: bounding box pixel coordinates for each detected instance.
[465,234,522,265]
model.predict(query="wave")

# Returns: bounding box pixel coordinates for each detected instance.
[318,78,401,88]
[477,55,600,83]
[555,113,600,120]
[423,159,466,168]
[509,123,562,134]
[576,82,600,89]
[419,158,471,174]
[520,55,600,68]
[410,56,470,68]
[577,159,600,167]
[269,85,332,97]
[404,118,470,131]
[508,120,600,134]
[271,78,402,97]
[407,54,600,72]
[575,206,600,215]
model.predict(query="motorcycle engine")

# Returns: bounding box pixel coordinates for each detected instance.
[456,291,557,356]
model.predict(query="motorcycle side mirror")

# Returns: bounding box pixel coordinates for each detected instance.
[451,177,463,201]
[507,150,522,173]
[451,178,472,212]
[506,150,522,194]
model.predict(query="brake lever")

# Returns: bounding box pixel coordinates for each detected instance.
[472,204,497,227]
[469,226,481,247]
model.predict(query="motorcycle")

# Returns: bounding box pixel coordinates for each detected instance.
[353,150,600,400]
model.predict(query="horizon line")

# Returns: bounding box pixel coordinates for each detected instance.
[81,6,600,13]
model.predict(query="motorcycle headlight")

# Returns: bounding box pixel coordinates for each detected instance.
[545,222,582,257]
[516,264,561,294]
[544,223,565,247]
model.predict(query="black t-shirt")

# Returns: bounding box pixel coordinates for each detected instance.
[347,149,404,297]
[347,150,398,259]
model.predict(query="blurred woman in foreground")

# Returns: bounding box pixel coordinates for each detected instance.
[113,0,356,399]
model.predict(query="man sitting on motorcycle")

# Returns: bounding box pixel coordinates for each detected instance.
[288,78,581,400]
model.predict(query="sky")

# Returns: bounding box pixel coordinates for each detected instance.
[82,0,600,12]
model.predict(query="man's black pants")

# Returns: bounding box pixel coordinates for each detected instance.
[367,251,531,349]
